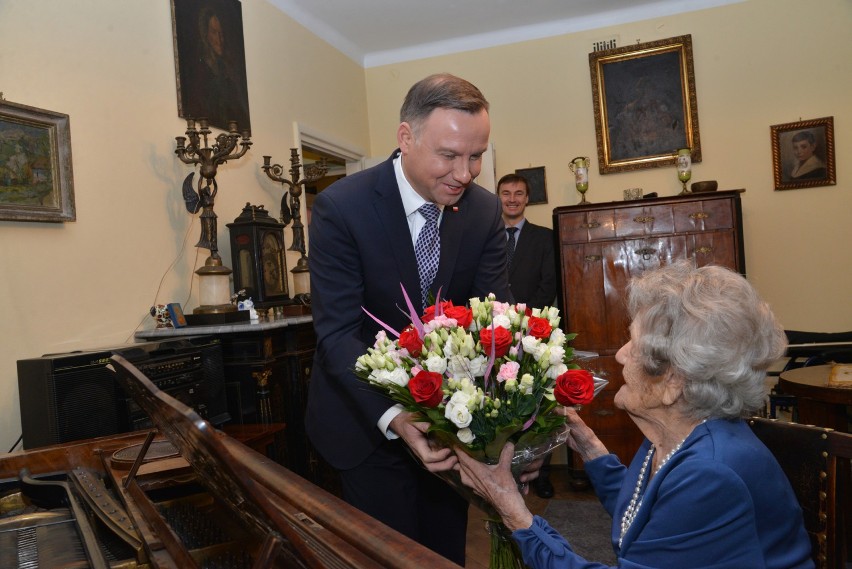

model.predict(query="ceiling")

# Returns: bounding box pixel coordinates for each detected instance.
[267,0,743,67]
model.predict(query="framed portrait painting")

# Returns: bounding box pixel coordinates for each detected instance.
[589,35,701,175]
[514,166,548,205]
[0,100,75,222]
[171,0,251,133]
[770,116,836,191]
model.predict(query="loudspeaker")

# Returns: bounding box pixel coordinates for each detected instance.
[17,349,122,449]
[17,336,229,449]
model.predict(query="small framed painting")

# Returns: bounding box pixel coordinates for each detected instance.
[770,116,836,191]
[0,100,75,222]
[514,166,548,205]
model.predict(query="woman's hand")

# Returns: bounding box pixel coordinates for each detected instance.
[558,406,609,463]
[454,443,534,531]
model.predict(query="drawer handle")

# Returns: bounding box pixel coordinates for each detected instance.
[635,247,656,259]
[633,215,655,224]
[580,221,601,229]
[689,212,710,220]
[695,246,713,255]
[584,255,602,262]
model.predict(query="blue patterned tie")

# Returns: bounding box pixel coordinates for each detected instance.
[506,226,518,269]
[415,203,441,307]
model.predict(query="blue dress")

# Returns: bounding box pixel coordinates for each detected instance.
[512,419,814,568]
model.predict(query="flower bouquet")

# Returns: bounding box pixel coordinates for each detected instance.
[354,289,606,569]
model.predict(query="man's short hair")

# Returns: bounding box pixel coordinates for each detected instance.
[791,130,816,145]
[400,73,489,133]
[497,173,530,196]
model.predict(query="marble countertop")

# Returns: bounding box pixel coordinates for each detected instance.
[135,314,313,339]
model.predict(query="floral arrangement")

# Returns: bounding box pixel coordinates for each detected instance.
[354,290,596,463]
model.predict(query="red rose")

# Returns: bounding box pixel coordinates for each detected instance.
[479,326,513,358]
[398,325,423,357]
[444,305,473,329]
[422,301,453,323]
[526,316,552,340]
[553,369,595,406]
[408,370,444,407]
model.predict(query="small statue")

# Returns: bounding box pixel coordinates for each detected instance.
[150,304,173,328]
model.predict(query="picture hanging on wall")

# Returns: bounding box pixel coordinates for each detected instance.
[171,0,251,133]
[770,116,836,191]
[589,34,701,175]
[0,99,76,223]
[514,166,548,205]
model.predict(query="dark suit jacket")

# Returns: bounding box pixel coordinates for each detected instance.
[305,151,511,470]
[507,221,557,309]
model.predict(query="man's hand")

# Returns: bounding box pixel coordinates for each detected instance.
[389,411,458,472]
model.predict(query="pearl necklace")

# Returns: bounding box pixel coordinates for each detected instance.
[618,422,705,548]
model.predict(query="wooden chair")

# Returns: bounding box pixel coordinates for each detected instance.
[826,428,852,568]
[748,417,851,569]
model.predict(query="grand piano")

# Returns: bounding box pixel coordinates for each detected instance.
[0,354,461,568]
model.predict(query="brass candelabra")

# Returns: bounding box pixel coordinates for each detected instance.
[176,118,252,260]
[261,149,327,278]
[175,118,251,313]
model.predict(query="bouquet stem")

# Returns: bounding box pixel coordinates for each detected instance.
[486,519,529,569]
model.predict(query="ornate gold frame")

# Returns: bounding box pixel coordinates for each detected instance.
[589,35,701,175]
[770,116,836,191]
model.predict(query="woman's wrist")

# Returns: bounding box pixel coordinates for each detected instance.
[502,509,535,532]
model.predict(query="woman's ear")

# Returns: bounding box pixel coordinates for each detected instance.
[661,370,685,407]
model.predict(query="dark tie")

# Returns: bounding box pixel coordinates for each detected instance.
[415,203,441,306]
[506,227,518,269]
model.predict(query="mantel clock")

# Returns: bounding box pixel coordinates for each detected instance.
[227,203,289,308]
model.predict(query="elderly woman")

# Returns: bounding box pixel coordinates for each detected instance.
[455,262,814,569]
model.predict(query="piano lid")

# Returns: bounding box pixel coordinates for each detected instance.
[107,353,320,566]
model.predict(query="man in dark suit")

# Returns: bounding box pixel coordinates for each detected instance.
[305,74,511,565]
[499,173,559,497]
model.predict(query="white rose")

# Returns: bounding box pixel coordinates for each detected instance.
[445,391,473,428]
[522,336,547,360]
[466,354,488,377]
[424,354,448,374]
[549,327,566,346]
[457,428,475,444]
[548,345,566,365]
[370,368,409,386]
[546,363,568,379]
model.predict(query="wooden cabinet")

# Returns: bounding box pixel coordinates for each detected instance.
[553,190,746,468]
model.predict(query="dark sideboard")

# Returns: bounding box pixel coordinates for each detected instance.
[136,316,339,493]
[553,189,746,476]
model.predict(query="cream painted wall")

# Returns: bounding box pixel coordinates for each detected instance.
[1,0,849,455]
[0,0,368,453]
[365,0,852,335]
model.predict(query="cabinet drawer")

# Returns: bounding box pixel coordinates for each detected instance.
[613,204,675,238]
[673,198,734,232]
[558,210,615,244]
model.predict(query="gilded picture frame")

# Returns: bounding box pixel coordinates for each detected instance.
[0,100,75,223]
[171,0,251,133]
[589,34,701,175]
[514,166,548,205]
[770,116,836,191]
